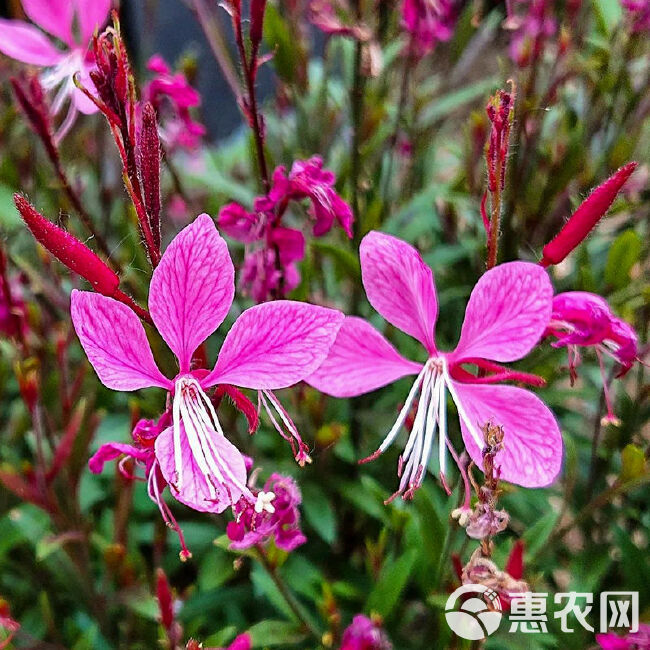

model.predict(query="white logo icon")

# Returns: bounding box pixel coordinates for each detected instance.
[445,584,503,640]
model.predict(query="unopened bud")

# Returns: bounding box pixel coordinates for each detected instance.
[15,195,119,296]
[138,102,161,250]
[541,162,638,267]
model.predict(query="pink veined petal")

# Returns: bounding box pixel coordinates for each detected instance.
[149,214,235,372]
[360,231,438,354]
[70,290,171,391]
[154,425,247,513]
[75,0,112,43]
[88,442,150,473]
[450,262,553,364]
[451,381,563,488]
[0,19,63,66]
[204,301,344,390]
[306,316,422,397]
[22,0,74,45]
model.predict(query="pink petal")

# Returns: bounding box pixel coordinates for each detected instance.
[451,381,562,488]
[450,262,552,364]
[154,425,247,513]
[149,214,234,372]
[75,0,112,43]
[0,19,62,66]
[73,61,100,114]
[88,442,149,473]
[22,0,74,45]
[205,301,344,389]
[307,316,422,397]
[360,231,438,353]
[71,290,171,391]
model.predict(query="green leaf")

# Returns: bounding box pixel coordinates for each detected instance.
[302,483,337,544]
[605,230,642,289]
[592,0,622,34]
[367,548,417,617]
[523,511,559,557]
[248,620,307,647]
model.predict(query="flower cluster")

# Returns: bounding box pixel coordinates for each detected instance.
[622,0,650,33]
[596,623,650,650]
[219,156,353,302]
[227,473,306,551]
[545,291,639,425]
[143,55,206,152]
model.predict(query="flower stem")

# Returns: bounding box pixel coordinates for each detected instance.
[255,546,321,640]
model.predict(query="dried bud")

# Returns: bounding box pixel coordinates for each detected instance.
[138,102,162,249]
[541,162,638,267]
[485,84,515,193]
[15,195,120,297]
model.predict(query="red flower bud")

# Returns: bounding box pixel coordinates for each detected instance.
[156,568,174,631]
[250,0,267,50]
[138,102,161,250]
[541,162,638,267]
[14,195,120,296]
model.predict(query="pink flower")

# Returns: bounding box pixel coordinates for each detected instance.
[308,232,562,500]
[218,156,351,302]
[72,215,343,519]
[596,623,650,650]
[224,635,252,650]
[308,0,372,40]
[0,597,20,650]
[143,55,206,151]
[507,0,557,67]
[401,0,460,56]
[545,291,639,424]
[340,615,392,650]
[227,473,306,551]
[622,0,650,32]
[0,0,111,140]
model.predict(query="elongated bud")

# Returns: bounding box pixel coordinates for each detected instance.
[541,162,638,267]
[138,102,161,250]
[155,568,174,630]
[14,195,120,296]
[250,0,267,50]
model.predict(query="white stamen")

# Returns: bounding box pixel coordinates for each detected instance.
[377,365,428,454]
[437,376,448,478]
[441,359,484,449]
[255,491,276,514]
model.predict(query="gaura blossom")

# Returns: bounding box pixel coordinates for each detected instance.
[309,232,562,500]
[186,634,252,650]
[401,0,460,57]
[596,623,650,650]
[72,214,343,521]
[143,55,206,151]
[219,156,352,302]
[227,472,306,552]
[340,614,392,650]
[0,597,20,650]
[544,291,639,425]
[0,0,111,140]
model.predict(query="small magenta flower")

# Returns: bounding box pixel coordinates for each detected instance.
[401,0,459,56]
[622,0,650,32]
[596,623,650,650]
[227,473,306,552]
[507,0,557,68]
[545,291,639,425]
[340,615,392,650]
[72,215,343,518]
[0,0,110,140]
[143,55,206,152]
[219,156,352,302]
[309,232,562,500]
